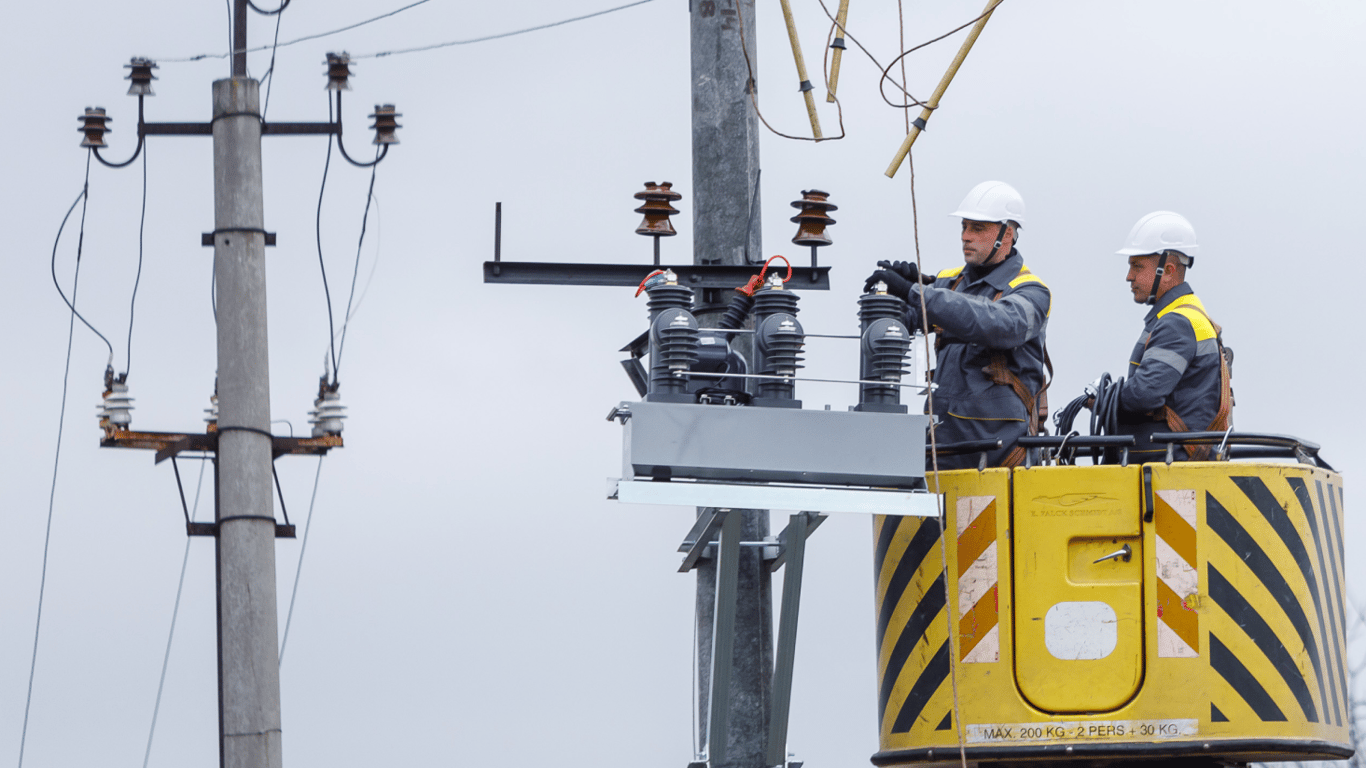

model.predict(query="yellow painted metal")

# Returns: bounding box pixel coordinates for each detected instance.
[777,0,823,139]
[883,0,1003,178]
[1013,466,1144,713]
[825,0,851,103]
[871,462,1351,767]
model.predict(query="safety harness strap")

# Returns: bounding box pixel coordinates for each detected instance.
[1144,302,1233,460]
[935,267,1052,468]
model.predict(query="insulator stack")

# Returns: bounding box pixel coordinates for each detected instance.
[753,279,804,406]
[204,392,220,428]
[790,188,837,247]
[717,291,756,333]
[870,328,912,382]
[645,274,700,402]
[857,291,911,411]
[634,181,683,238]
[99,381,134,430]
[656,322,701,372]
[309,389,347,437]
[79,107,111,148]
[369,104,402,145]
[324,52,353,91]
[125,57,158,96]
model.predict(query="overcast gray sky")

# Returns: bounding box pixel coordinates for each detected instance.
[2,1,1364,766]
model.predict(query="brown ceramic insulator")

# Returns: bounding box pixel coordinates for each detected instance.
[634,181,683,237]
[369,104,402,145]
[125,57,158,97]
[790,189,837,246]
[79,107,111,149]
[324,52,353,91]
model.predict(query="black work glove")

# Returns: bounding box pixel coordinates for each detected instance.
[864,268,912,299]
[877,260,937,285]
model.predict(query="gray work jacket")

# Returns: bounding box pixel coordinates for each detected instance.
[905,250,1051,469]
[1119,282,1226,460]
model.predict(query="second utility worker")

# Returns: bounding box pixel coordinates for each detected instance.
[864,180,1051,469]
[1109,211,1232,460]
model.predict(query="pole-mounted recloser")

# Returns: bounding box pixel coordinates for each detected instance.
[884,0,1001,178]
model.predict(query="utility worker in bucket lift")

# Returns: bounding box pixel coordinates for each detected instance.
[1111,211,1232,461]
[864,181,1051,470]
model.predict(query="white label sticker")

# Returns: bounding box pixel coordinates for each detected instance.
[966,719,1197,744]
[1045,601,1118,660]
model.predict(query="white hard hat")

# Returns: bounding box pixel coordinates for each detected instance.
[949,181,1026,228]
[1116,211,1198,264]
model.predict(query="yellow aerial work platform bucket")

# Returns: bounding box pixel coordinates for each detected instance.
[872,460,1351,766]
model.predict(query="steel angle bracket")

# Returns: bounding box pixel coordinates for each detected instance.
[609,478,939,517]
[483,260,830,290]
[100,428,343,463]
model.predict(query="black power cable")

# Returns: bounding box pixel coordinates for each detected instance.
[333,152,379,382]
[316,94,339,385]
[126,144,148,377]
[50,155,114,362]
[260,9,286,120]
[1054,373,1126,464]
[247,0,290,15]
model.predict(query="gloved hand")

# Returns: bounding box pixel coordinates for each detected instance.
[877,260,937,285]
[863,268,912,299]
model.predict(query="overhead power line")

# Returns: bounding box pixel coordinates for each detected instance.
[159,0,660,64]
[354,0,661,59]
[21,158,95,768]
[158,0,434,62]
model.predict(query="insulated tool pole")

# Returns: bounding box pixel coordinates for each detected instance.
[825,0,851,103]
[884,0,1001,178]
[778,0,824,140]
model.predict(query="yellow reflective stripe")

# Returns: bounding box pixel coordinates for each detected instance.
[1008,264,1050,317]
[938,266,965,279]
[1158,295,1217,341]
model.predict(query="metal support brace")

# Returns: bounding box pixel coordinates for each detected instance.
[679,508,725,573]
[768,512,825,573]
[767,512,811,765]
[706,509,740,766]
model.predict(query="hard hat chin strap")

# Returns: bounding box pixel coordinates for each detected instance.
[1145,251,1170,306]
[989,222,1009,265]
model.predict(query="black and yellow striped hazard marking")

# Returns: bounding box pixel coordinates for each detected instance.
[872,465,1348,761]
[874,513,949,734]
[1205,473,1347,726]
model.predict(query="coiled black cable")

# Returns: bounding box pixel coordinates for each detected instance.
[1053,373,1126,464]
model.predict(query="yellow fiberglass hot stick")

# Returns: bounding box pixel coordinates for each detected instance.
[826,0,851,103]
[884,0,1002,178]
[779,0,824,139]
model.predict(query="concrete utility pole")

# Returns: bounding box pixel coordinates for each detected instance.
[214,4,284,765]
[690,3,773,768]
